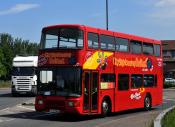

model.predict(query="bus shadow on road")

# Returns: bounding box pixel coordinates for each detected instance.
[0,93,35,97]
[0,108,157,122]
[0,111,101,122]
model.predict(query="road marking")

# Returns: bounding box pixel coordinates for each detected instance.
[164,98,175,101]
[0,118,15,123]
[17,105,35,111]
[0,108,9,111]
[17,104,59,118]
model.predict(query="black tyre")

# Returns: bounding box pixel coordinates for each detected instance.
[101,99,111,117]
[144,96,151,110]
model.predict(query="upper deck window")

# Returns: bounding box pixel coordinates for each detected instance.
[88,33,99,49]
[154,44,161,57]
[130,40,142,54]
[143,42,153,55]
[115,38,129,52]
[41,28,83,49]
[100,35,115,50]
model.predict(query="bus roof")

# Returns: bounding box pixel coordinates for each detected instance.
[43,24,160,44]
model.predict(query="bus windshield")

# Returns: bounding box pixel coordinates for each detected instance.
[38,67,82,97]
[12,67,35,76]
[41,28,84,49]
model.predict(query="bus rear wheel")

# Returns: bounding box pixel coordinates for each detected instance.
[144,96,151,110]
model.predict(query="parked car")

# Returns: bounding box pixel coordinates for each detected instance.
[164,78,175,84]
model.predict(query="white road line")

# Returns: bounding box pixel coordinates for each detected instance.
[17,105,35,111]
[0,108,9,111]
[164,98,175,101]
[0,118,15,123]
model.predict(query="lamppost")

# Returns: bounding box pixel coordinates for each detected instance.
[106,0,109,30]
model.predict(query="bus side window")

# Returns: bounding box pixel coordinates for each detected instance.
[143,42,154,55]
[131,74,143,88]
[100,35,115,50]
[130,40,142,54]
[118,74,129,91]
[155,75,157,87]
[115,37,129,52]
[154,44,161,57]
[143,75,154,87]
[100,73,115,89]
[88,32,99,49]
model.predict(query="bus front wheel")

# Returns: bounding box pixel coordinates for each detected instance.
[101,99,111,117]
[144,95,152,110]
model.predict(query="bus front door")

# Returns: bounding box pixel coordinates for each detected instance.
[83,71,98,114]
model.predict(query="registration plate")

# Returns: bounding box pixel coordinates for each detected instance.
[44,91,51,95]
[49,109,60,113]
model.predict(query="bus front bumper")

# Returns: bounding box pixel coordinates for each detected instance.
[35,96,82,114]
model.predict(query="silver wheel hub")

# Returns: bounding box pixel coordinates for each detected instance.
[145,98,150,107]
[102,101,108,112]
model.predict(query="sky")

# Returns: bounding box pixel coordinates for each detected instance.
[0,0,175,43]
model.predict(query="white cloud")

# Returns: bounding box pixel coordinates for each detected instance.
[0,4,39,16]
[148,0,175,20]
[150,8,175,19]
[155,0,175,7]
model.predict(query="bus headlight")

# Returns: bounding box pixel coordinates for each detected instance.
[68,101,80,107]
[68,101,74,107]
[38,100,43,105]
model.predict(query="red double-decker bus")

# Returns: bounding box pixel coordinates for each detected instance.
[35,24,163,116]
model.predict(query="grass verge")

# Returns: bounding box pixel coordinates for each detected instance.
[162,108,175,127]
[0,80,11,88]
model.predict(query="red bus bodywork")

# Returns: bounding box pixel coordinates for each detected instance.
[35,24,163,115]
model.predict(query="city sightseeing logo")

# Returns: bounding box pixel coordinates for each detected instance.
[97,52,108,70]
[113,57,153,70]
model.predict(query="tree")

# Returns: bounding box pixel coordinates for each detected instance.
[0,48,6,78]
[0,33,39,80]
[0,34,14,79]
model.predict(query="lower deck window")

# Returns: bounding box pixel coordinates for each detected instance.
[100,73,115,89]
[118,74,129,90]
[131,74,143,88]
[144,75,156,87]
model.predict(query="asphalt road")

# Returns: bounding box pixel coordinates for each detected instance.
[0,89,33,110]
[0,89,175,127]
